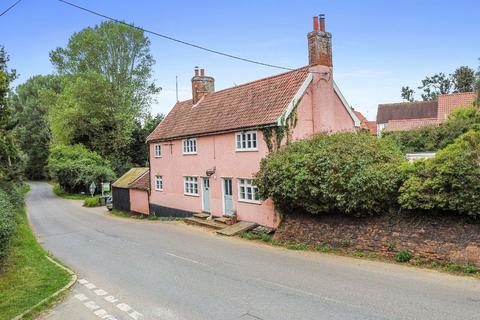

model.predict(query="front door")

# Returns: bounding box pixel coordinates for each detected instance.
[223,178,234,216]
[202,177,210,213]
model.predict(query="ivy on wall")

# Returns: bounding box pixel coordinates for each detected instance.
[262,99,300,153]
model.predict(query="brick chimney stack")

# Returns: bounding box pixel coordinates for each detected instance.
[307,14,332,67]
[192,67,215,104]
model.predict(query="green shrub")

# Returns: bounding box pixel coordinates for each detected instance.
[395,249,412,262]
[386,240,396,252]
[256,132,405,216]
[399,130,480,217]
[286,242,308,250]
[48,144,115,194]
[383,105,480,153]
[0,190,16,264]
[83,197,100,207]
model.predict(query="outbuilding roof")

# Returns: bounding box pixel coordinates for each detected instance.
[112,167,149,189]
[147,66,310,142]
[377,101,438,124]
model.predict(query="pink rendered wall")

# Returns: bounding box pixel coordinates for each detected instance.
[292,65,355,140]
[129,189,149,214]
[149,131,279,228]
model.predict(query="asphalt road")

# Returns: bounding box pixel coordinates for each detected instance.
[27,181,480,320]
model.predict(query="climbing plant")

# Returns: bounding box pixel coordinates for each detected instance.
[262,99,300,153]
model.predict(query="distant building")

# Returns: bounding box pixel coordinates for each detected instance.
[376,92,477,134]
[354,110,377,135]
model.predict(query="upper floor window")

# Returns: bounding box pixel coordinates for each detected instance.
[184,176,198,196]
[238,178,260,203]
[154,143,162,157]
[155,175,163,191]
[183,138,197,154]
[236,131,258,151]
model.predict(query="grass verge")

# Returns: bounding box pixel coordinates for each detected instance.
[0,206,71,319]
[52,183,91,201]
[238,231,480,278]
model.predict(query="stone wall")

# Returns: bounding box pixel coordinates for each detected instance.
[275,212,480,266]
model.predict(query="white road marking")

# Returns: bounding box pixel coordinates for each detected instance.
[104,295,119,303]
[74,293,88,301]
[165,252,208,266]
[128,310,143,320]
[84,300,100,310]
[85,283,97,289]
[116,303,132,312]
[78,279,89,284]
[94,289,108,296]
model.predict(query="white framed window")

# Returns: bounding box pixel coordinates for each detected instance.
[154,143,162,157]
[238,178,260,203]
[155,175,163,191]
[236,131,258,151]
[183,138,197,154]
[184,176,199,196]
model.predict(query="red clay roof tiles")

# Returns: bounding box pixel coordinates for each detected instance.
[147,67,310,142]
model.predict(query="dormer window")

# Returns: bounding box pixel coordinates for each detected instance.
[154,143,162,157]
[236,131,258,151]
[183,138,197,154]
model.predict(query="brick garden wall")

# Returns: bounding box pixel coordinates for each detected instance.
[275,212,480,266]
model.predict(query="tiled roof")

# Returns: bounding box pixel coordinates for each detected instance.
[128,169,150,191]
[438,92,477,118]
[377,101,438,124]
[366,121,377,135]
[147,67,310,142]
[112,167,149,189]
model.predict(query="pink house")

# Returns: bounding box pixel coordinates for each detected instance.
[146,15,360,227]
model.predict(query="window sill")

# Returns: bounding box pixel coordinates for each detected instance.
[155,189,163,192]
[184,193,199,197]
[238,199,262,205]
[182,153,197,156]
[235,149,258,152]
[154,156,162,158]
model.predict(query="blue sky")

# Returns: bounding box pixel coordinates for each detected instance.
[1,0,479,120]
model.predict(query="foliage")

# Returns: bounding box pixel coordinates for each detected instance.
[0,46,24,182]
[50,21,160,122]
[239,231,272,242]
[0,205,70,319]
[0,190,16,265]
[83,197,101,207]
[452,66,476,93]
[48,144,115,194]
[401,86,415,102]
[401,65,478,101]
[256,132,405,217]
[383,105,480,153]
[52,183,90,200]
[48,21,160,174]
[399,130,480,217]
[11,75,63,179]
[126,113,164,167]
[394,249,412,262]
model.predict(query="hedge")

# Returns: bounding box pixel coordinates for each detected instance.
[399,130,480,217]
[0,190,16,264]
[255,132,405,217]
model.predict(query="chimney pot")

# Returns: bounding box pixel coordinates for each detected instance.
[194,66,199,76]
[200,68,205,76]
[319,14,325,32]
[313,16,319,32]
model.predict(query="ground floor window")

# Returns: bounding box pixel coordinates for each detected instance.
[184,176,198,196]
[238,178,260,203]
[155,175,163,191]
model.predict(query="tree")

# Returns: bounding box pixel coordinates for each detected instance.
[48,21,160,174]
[0,46,23,183]
[452,66,476,93]
[49,21,160,121]
[126,113,164,167]
[401,86,415,102]
[11,75,63,179]
[48,144,115,193]
[418,73,453,101]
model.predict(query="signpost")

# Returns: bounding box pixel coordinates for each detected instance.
[102,182,110,197]
[89,182,96,197]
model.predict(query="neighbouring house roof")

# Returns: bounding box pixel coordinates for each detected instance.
[438,92,477,118]
[112,167,149,189]
[376,101,438,124]
[147,67,311,142]
[128,169,150,191]
[366,121,377,135]
[353,110,376,135]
